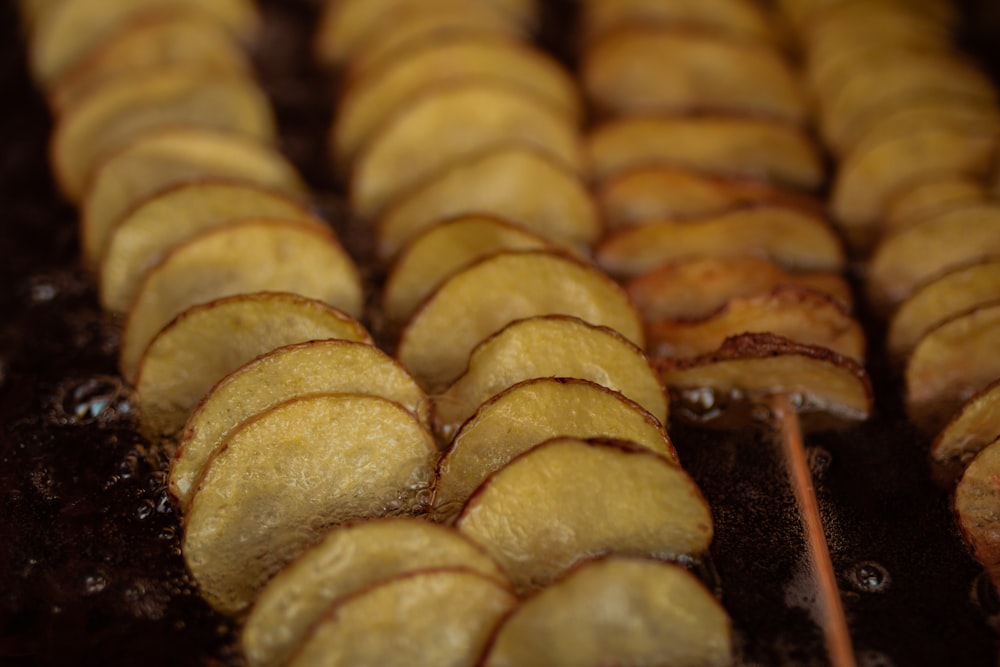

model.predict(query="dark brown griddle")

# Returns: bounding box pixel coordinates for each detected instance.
[1,1,999,665]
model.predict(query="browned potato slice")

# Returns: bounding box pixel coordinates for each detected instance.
[587,116,823,190]
[242,519,504,667]
[456,437,712,593]
[626,257,853,321]
[82,127,306,272]
[350,81,583,220]
[596,205,845,280]
[287,568,514,667]
[931,380,1000,485]
[334,36,578,166]
[433,378,676,524]
[376,146,599,259]
[52,67,276,201]
[867,204,1000,313]
[884,174,989,237]
[888,260,1000,362]
[482,557,733,667]
[182,393,438,614]
[656,333,873,431]
[172,340,430,510]
[579,0,775,45]
[599,166,821,229]
[382,216,551,326]
[434,315,668,440]
[134,293,371,440]
[582,27,807,123]
[17,0,64,33]
[397,250,644,393]
[648,287,864,362]
[955,438,1000,589]
[100,180,319,313]
[120,220,362,382]
[905,301,1000,433]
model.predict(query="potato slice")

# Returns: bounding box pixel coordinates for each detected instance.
[598,166,821,229]
[52,67,276,201]
[656,333,873,431]
[333,35,578,166]
[931,380,1000,485]
[376,146,599,259]
[382,216,550,326]
[456,437,712,593]
[134,293,371,440]
[350,81,583,220]
[626,257,852,321]
[396,250,644,393]
[884,174,989,237]
[172,340,430,510]
[434,315,667,441]
[647,286,865,362]
[955,438,1000,590]
[433,378,676,524]
[587,115,823,190]
[596,205,845,280]
[579,0,775,45]
[482,557,732,667]
[287,568,514,667]
[182,393,438,615]
[905,301,1000,433]
[120,220,363,382]
[582,27,806,123]
[100,180,318,313]
[242,519,503,667]
[81,126,306,272]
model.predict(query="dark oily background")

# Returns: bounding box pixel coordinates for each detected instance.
[2,1,1000,665]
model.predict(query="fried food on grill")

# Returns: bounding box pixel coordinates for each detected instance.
[931,380,1000,485]
[955,438,1000,591]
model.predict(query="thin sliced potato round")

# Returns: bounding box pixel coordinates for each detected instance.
[382,216,551,326]
[433,378,676,524]
[483,557,733,667]
[134,293,371,440]
[182,393,438,615]
[120,220,363,382]
[51,67,275,201]
[884,174,989,237]
[434,315,668,440]
[931,380,1000,485]
[456,437,712,593]
[376,146,599,259]
[955,438,1000,589]
[580,0,775,45]
[287,568,515,667]
[172,340,430,510]
[396,250,644,393]
[349,81,583,220]
[243,519,504,667]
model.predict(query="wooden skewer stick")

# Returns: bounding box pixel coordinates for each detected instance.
[769,393,858,667]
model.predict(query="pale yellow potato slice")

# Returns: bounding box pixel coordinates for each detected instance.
[120,220,363,382]
[955,438,1000,590]
[350,81,583,220]
[596,205,845,280]
[287,568,514,667]
[433,378,676,524]
[81,127,306,272]
[29,0,259,87]
[100,180,318,313]
[626,257,852,321]
[376,146,599,259]
[656,333,873,431]
[396,250,644,393]
[483,557,733,667]
[579,0,775,45]
[182,393,438,615]
[134,293,371,441]
[587,115,823,190]
[905,301,1000,433]
[648,287,864,362]
[456,437,712,593]
[931,380,1000,485]
[599,166,820,229]
[172,340,430,511]
[434,315,668,440]
[242,519,504,667]
[52,67,276,201]
[582,27,807,123]
[382,216,550,326]
[884,174,989,237]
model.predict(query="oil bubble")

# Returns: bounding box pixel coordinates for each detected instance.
[847,561,890,593]
[83,572,108,595]
[971,570,1000,616]
[808,446,833,477]
[136,499,156,521]
[858,649,894,667]
[56,376,131,425]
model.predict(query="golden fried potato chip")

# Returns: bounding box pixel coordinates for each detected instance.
[955,438,1000,589]
[931,380,1000,485]
[884,174,989,237]
[579,0,775,45]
